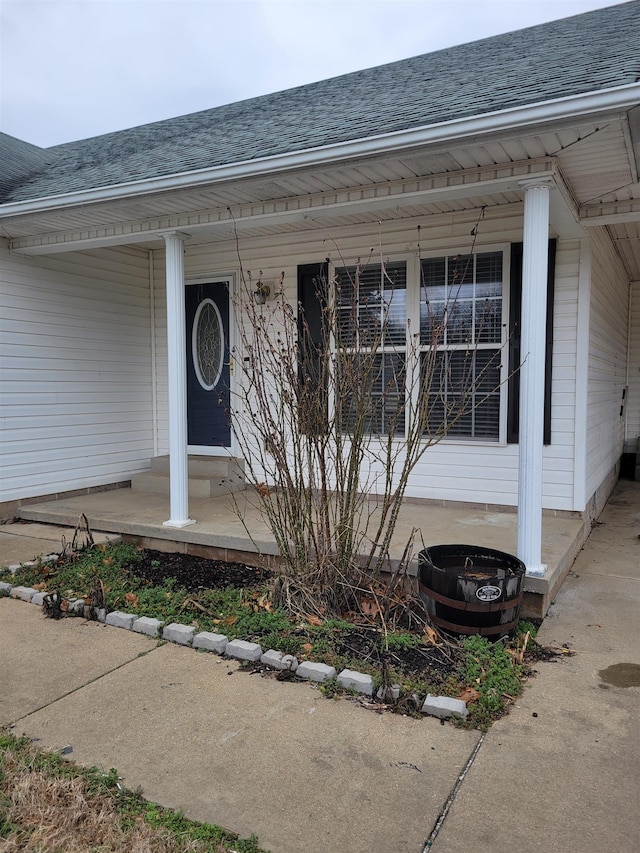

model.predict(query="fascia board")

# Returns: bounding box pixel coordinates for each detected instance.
[1,82,639,219]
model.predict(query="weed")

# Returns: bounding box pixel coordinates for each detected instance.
[462,635,524,729]
[384,631,422,651]
[259,632,302,656]
[318,676,342,698]
[515,619,538,640]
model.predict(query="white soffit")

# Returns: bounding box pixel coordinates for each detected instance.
[7,159,557,255]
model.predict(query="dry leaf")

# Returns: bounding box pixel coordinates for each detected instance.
[302,643,313,654]
[224,615,238,626]
[360,598,380,617]
[258,595,273,612]
[458,686,481,705]
[306,614,323,627]
[125,592,139,607]
[422,626,439,646]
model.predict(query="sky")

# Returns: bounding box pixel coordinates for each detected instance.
[0,0,631,148]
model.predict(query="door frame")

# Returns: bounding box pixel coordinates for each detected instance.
[185,272,238,457]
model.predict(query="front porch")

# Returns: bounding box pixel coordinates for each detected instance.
[15,482,591,619]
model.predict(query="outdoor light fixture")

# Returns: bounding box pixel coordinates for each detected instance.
[253,279,271,305]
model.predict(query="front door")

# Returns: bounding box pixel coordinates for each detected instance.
[185,281,231,449]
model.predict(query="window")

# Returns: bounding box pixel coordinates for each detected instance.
[300,249,512,443]
[334,261,407,435]
[420,252,504,441]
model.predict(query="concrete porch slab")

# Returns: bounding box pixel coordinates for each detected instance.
[16,486,587,617]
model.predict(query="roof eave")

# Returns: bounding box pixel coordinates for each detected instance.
[1,82,639,219]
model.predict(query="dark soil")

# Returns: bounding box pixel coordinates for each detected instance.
[333,626,463,690]
[128,549,553,700]
[134,549,466,690]
[135,550,272,590]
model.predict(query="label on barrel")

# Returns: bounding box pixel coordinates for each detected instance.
[476,585,502,602]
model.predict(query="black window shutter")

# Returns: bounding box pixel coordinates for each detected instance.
[297,262,328,434]
[507,240,556,445]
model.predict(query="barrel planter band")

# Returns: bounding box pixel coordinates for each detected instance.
[418,544,526,638]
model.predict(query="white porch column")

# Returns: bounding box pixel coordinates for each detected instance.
[162,231,195,528]
[517,180,552,577]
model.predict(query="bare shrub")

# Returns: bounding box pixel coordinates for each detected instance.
[228,216,503,620]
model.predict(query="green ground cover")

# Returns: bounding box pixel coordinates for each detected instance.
[1,542,546,730]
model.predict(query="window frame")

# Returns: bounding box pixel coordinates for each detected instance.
[332,257,408,437]
[317,245,511,444]
[412,244,511,445]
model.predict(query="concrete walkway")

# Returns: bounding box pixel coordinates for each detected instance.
[1,480,639,852]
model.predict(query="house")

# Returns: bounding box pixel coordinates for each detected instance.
[1,1,639,601]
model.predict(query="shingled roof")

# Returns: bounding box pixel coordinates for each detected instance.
[2,0,639,204]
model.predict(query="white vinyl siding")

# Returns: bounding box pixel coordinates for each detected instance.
[586,228,629,497]
[0,241,154,501]
[150,206,580,510]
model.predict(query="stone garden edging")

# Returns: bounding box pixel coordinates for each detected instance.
[0,570,469,722]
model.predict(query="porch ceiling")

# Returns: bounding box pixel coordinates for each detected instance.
[3,113,640,280]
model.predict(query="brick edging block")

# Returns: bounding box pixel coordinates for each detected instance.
[10,586,38,602]
[133,616,163,638]
[193,632,228,653]
[106,611,138,630]
[261,649,299,671]
[225,639,262,662]
[421,694,469,720]
[296,661,336,683]
[338,668,375,695]
[163,623,195,645]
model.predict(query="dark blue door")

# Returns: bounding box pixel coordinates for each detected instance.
[185,282,231,447]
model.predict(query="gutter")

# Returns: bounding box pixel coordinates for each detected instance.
[1,82,639,218]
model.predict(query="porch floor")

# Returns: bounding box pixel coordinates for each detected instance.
[16,485,592,618]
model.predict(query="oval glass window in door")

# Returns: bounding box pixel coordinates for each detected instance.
[192,298,224,391]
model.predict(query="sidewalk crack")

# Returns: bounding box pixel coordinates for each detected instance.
[422,733,485,851]
[7,644,162,727]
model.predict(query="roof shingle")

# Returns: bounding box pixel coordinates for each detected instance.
[2,1,639,204]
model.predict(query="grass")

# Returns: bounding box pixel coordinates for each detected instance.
[0,732,266,852]
[0,543,545,730]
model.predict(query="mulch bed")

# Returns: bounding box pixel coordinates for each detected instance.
[134,550,272,590]
[134,549,467,690]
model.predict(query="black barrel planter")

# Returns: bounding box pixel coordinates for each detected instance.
[418,544,526,638]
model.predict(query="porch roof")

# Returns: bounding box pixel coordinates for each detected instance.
[1,1,639,205]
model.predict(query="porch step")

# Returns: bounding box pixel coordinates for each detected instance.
[131,455,246,498]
